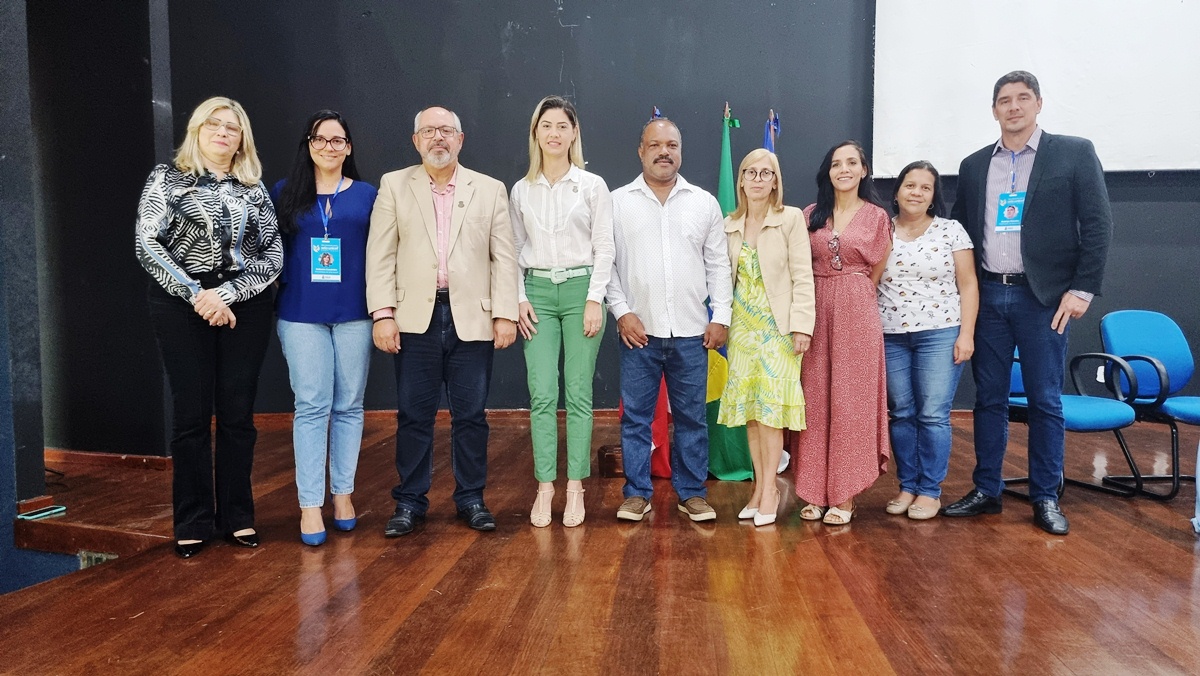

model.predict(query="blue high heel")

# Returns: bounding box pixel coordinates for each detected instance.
[332,516,357,532]
[300,529,327,546]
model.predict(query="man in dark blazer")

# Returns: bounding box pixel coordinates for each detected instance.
[942,70,1113,535]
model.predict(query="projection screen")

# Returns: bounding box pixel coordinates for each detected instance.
[872,0,1200,176]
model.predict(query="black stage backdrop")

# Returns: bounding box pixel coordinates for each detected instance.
[166,0,878,413]
[18,1,1199,473]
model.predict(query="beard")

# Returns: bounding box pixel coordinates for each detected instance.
[423,148,453,169]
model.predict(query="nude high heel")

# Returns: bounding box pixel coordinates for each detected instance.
[563,488,585,528]
[530,487,554,528]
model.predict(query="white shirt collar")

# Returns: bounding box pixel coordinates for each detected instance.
[534,163,583,188]
[630,173,694,201]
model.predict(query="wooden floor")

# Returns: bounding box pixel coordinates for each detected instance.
[2,414,1199,675]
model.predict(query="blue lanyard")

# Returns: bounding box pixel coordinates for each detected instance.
[1008,151,1019,193]
[318,176,345,239]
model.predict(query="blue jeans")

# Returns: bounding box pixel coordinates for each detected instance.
[885,327,964,499]
[391,302,494,514]
[619,336,709,501]
[972,281,1068,502]
[277,318,373,508]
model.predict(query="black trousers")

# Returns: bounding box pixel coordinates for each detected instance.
[147,281,273,540]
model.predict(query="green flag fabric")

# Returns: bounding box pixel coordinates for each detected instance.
[707,104,752,481]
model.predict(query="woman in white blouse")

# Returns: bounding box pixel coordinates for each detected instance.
[877,161,979,519]
[511,95,614,528]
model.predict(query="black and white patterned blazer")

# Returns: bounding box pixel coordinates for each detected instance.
[135,164,283,305]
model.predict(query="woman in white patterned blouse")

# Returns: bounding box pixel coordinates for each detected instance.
[135,96,282,558]
[877,161,978,520]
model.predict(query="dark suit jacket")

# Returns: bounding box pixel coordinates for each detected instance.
[950,131,1113,307]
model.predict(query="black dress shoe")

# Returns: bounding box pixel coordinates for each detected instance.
[225,531,260,548]
[940,489,1003,517]
[384,506,424,537]
[457,503,496,531]
[1032,499,1070,535]
[174,541,206,559]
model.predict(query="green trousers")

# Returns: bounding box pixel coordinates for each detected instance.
[523,274,604,481]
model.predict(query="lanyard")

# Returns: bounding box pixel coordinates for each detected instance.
[1008,151,1019,193]
[318,176,345,239]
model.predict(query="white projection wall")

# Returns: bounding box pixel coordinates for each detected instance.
[873,0,1200,176]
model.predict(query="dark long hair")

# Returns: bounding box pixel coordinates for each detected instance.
[808,140,883,232]
[276,110,361,235]
[891,160,946,218]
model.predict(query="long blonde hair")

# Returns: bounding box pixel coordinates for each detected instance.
[174,96,263,185]
[729,148,784,220]
[524,95,585,182]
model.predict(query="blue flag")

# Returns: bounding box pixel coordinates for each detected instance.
[763,109,780,151]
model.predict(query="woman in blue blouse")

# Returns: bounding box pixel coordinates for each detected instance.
[272,110,377,546]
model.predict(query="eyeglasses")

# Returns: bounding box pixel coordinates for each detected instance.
[828,233,843,270]
[416,125,460,139]
[742,168,776,182]
[309,135,349,151]
[202,117,242,135]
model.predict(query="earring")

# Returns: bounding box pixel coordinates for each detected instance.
[927,204,934,215]
[893,199,899,207]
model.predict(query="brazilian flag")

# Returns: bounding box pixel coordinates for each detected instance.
[707,105,752,481]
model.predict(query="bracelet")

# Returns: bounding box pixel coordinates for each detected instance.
[373,316,394,324]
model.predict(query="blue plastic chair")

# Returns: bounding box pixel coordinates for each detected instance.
[1004,350,1141,498]
[1100,310,1200,500]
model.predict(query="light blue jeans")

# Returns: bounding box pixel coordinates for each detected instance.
[884,327,964,499]
[277,318,373,508]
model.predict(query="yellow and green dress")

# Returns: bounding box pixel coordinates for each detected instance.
[717,243,806,431]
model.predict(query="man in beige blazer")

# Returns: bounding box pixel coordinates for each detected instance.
[366,106,519,537]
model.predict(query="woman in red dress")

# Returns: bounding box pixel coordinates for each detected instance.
[792,140,892,525]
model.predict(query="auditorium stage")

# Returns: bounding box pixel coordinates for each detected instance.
[1,414,1198,674]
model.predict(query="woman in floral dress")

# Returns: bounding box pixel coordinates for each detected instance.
[718,149,815,526]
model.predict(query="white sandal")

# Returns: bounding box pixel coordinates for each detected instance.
[799,504,827,521]
[823,505,856,525]
[563,488,585,528]
[530,488,554,528]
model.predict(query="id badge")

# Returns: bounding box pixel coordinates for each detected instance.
[995,191,1026,232]
[311,237,342,283]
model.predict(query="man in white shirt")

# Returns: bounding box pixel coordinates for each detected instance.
[607,118,733,522]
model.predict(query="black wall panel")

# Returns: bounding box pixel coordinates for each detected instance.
[167,0,878,411]
[2,0,44,498]
[28,0,166,453]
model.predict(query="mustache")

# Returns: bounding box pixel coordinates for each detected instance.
[653,154,674,164]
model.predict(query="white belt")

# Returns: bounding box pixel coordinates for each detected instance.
[527,266,592,284]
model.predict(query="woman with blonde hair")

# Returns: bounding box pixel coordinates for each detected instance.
[136,96,282,558]
[718,148,815,526]
[510,95,614,528]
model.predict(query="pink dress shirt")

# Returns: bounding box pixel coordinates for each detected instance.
[431,168,457,289]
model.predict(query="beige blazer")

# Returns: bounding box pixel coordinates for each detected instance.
[365,164,519,342]
[724,205,816,336]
